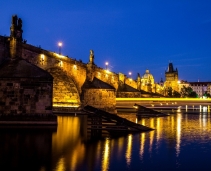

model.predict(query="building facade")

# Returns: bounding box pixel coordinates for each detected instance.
[164,63,179,92]
[189,82,211,98]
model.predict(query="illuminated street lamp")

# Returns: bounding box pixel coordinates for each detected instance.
[58,42,62,55]
[129,72,132,78]
[105,62,109,70]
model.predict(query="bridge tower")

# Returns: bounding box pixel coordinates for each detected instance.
[9,15,23,59]
[164,63,179,91]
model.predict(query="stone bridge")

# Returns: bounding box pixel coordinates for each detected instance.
[0,15,160,109]
[20,44,139,107]
[0,15,140,108]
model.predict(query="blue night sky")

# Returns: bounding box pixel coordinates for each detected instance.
[0,1,211,82]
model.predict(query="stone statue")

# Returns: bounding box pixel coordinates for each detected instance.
[137,73,141,91]
[137,73,141,81]
[18,18,22,29]
[90,50,94,55]
[12,15,17,25]
[89,50,94,64]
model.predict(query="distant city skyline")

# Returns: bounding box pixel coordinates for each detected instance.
[0,1,210,82]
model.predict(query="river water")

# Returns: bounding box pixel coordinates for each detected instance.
[0,104,211,171]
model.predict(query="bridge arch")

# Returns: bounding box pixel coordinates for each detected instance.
[47,67,80,107]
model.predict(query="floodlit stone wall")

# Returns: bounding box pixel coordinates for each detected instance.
[125,78,137,89]
[116,92,142,98]
[0,78,52,115]
[82,89,116,111]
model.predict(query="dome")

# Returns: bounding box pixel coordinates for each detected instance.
[142,70,154,80]
[141,69,154,85]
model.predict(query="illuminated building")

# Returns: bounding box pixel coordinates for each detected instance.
[141,69,154,93]
[164,63,179,91]
[189,82,211,98]
[178,80,189,92]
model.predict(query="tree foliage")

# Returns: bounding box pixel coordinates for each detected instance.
[166,87,181,97]
[180,86,198,98]
[203,91,211,98]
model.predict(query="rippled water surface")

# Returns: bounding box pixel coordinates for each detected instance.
[0,105,211,171]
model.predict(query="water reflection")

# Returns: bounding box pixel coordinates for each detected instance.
[140,133,145,159]
[125,135,132,166]
[0,128,54,170]
[102,138,110,171]
[55,157,65,171]
[176,113,181,157]
[1,104,211,170]
[52,116,86,171]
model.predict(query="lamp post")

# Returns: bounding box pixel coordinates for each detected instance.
[58,42,62,55]
[129,72,132,83]
[105,62,108,70]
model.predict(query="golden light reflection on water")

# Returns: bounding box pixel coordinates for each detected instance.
[52,116,85,171]
[149,127,154,152]
[136,105,211,158]
[176,113,181,157]
[51,105,211,171]
[102,138,110,171]
[140,133,145,159]
[126,134,132,166]
[117,137,124,158]
[96,140,102,163]
[156,118,161,143]
[54,157,65,171]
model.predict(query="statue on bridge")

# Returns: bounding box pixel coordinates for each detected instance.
[89,50,94,64]
[10,15,23,41]
[137,73,141,91]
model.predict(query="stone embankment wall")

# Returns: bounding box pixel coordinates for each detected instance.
[0,78,52,115]
[82,89,116,111]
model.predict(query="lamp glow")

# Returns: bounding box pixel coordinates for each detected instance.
[105,62,109,70]
[58,42,63,55]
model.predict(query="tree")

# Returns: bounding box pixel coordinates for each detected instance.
[173,90,181,97]
[166,87,181,97]
[203,91,211,98]
[167,87,173,97]
[180,86,197,98]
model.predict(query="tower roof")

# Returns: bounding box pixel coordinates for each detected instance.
[166,63,177,73]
